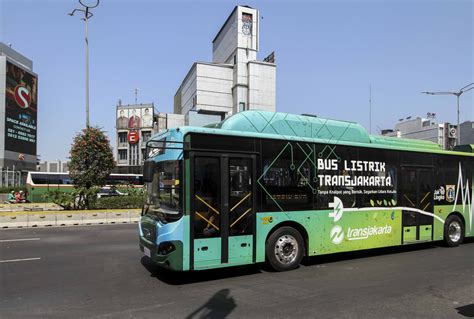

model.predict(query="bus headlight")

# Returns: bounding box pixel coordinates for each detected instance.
[157,242,175,255]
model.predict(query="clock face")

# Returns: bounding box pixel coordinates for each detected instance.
[242,13,253,35]
[242,22,252,35]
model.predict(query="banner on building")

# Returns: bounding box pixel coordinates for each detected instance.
[117,107,153,130]
[5,61,38,155]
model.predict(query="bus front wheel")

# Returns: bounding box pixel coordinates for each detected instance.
[266,226,304,272]
[444,215,464,247]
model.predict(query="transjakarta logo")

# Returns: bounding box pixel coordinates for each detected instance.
[329,197,344,222]
[14,85,31,109]
[330,225,344,244]
[330,225,392,244]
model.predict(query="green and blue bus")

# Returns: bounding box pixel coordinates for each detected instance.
[139,110,473,272]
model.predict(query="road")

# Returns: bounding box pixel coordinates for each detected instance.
[0,225,473,319]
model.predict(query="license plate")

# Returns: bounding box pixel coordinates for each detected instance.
[144,247,151,258]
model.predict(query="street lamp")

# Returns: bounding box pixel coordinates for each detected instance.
[422,82,474,146]
[68,0,100,128]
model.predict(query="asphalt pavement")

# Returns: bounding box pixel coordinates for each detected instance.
[0,224,473,319]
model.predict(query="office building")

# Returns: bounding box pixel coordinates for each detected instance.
[114,5,277,172]
[382,115,457,150]
[0,43,38,173]
[37,160,69,173]
[115,102,156,173]
[173,5,276,126]
[460,121,474,145]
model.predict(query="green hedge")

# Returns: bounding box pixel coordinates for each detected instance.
[0,186,27,194]
[92,195,145,209]
[42,189,145,210]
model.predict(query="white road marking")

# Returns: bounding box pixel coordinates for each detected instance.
[0,257,41,263]
[0,238,40,243]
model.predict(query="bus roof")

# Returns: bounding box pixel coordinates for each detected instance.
[153,110,474,157]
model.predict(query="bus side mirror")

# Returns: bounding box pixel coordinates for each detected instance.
[143,161,155,183]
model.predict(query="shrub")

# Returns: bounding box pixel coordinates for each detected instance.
[0,186,27,194]
[42,190,76,210]
[92,195,145,210]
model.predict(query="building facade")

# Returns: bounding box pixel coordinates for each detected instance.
[460,121,474,145]
[114,6,277,172]
[37,160,69,173]
[115,102,156,174]
[173,5,276,126]
[0,43,38,173]
[382,116,457,150]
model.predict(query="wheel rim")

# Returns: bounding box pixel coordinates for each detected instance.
[274,234,298,265]
[448,220,462,242]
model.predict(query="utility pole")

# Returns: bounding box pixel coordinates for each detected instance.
[69,0,100,127]
[422,83,473,146]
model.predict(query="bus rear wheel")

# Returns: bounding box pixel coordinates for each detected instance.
[266,226,304,272]
[444,215,464,247]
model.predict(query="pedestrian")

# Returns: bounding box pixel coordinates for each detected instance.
[7,191,16,203]
[19,191,26,203]
[14,191,21,203]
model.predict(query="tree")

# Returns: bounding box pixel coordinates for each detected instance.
[69,126,114,209]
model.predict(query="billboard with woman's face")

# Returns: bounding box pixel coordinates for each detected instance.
[5,61,38,155]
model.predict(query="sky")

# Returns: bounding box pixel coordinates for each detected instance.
[1,0,473,161]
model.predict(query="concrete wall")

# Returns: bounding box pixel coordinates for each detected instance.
[195,63,233,114]
[460,121,474,145]
[177,63,233,116]
[0,43,33,70]
[248,61,276,112]
[179,65,197,115]
[213,9,238,64]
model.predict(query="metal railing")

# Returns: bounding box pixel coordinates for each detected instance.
[0,168,23,187]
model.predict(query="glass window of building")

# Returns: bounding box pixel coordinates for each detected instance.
[118,149,127,161]
[118,132,127,144]
[142,131,151,143]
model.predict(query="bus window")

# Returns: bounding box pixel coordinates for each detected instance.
[31,173,49,184]
[229,158,253,235]
[193,157,221,239]
[261,141,313,211]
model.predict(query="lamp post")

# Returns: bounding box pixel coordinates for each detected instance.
[422,82,474,146]
[69,0,100,128]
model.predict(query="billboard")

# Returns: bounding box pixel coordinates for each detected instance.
[116,107,153,130]
[5,61,38,155]
[141,107,153,128]
[117,108,129,129]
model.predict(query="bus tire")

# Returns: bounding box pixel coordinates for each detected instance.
[444,215,464,247]
[266,226,304,272]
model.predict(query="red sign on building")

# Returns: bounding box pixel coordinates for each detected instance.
[128,130,139,144]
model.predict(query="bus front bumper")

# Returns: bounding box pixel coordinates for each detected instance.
[139,238,184,271]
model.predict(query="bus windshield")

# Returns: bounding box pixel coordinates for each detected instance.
[145,160,181,217]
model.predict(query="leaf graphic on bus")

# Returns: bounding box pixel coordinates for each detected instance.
[377,200,382,206]
[383,199,388,206]
[391,199,397,206]
[370,199,375,207]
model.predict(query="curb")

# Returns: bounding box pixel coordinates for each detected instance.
[0,209,142,229]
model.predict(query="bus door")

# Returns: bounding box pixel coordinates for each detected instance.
[401,167,434,243]
[190,153,256,270]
